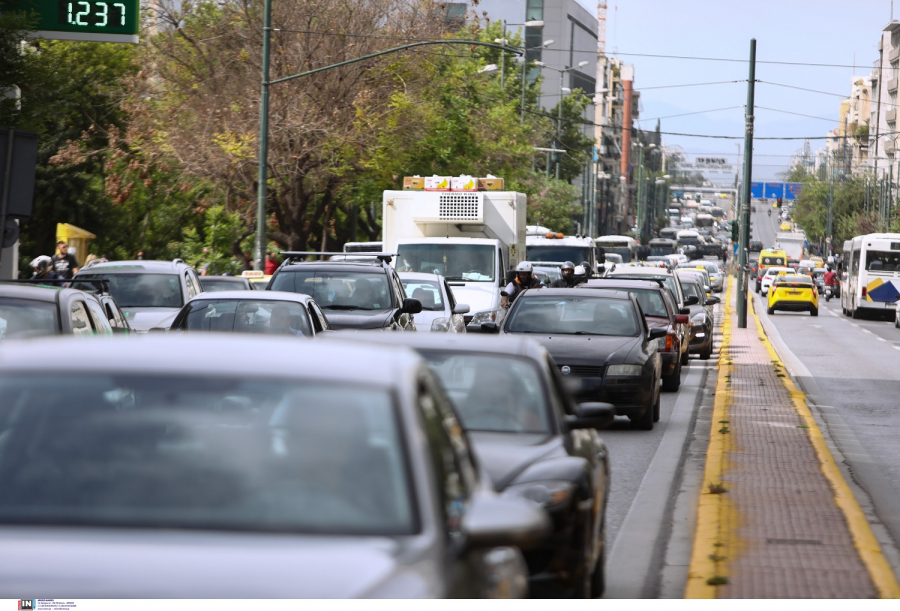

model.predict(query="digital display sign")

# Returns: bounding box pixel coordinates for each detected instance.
[1,0,138,43]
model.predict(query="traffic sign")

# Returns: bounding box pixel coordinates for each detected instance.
[1,0,139,43]
[764,183,784,199]
[750,181,803,202]
[750,182,764,199]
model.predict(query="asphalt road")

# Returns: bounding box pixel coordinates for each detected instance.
[751,200,781,249]
[753,289,900,569]
[602,330,718,597]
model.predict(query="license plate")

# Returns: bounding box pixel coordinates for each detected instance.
[787,290,801,295]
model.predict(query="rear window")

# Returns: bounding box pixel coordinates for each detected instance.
[507,295,640,337]
[0,298,58,340]
[271,270,392,311]
[73,274,183,309]
[177,299,313,337]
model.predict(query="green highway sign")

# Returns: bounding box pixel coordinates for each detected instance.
[1,0,139,43]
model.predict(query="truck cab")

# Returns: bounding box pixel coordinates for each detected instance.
[525,233,598,273]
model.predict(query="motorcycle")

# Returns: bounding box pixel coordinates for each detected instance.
[825,284,835,302]
[767,209,772,217]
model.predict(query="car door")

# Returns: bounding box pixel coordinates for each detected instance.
[184,271,201,303]
[67,298,100,336]
[391,271,415,331]
[83,297,114,335]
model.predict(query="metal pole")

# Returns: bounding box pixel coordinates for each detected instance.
[0,128,14,270]
[636,146,644,240]
[520,58,528,124]
[255,0,273,272]
[889,163,894,232]
[556,68,566,180]
[827,155,834,244]
[737,38,756,329]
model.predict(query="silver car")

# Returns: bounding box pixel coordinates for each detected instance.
[0,335,548,598]
[399,272,469,333]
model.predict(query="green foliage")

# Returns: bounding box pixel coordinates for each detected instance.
[512,174,582,233]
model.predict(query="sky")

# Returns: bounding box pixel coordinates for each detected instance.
[568,0,897,182]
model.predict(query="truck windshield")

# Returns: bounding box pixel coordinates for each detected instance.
[526,246,592,264]
[397,244,494,282]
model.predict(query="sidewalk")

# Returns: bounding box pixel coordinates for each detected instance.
[685,278,900,598]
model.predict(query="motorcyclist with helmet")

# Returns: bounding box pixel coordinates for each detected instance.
[502,261,542,307]
[823,264,838,299]
[550,261,577,288]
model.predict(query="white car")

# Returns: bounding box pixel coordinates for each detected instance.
[399,272,469,333]
[760,266,796,296]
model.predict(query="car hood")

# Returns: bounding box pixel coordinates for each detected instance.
[323,309,395,330]
[121,307,181,332]
[0,528,431,598]
[508,333,640,365]
[412,309,445,330]
[468,432,563,490]
[448,283,498,316]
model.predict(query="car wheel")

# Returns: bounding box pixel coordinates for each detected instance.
[895,315,900,328]
[767,306,774,315]
[631,395,655,431]
[590,533,606,598]
[810,307,818,317]
[653,391,661,422]
[701,340,713,360]
[680,349,689,366]
[851,307,860,319]
[662,361,681,392]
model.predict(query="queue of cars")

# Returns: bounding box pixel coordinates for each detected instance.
[0,249,724,599]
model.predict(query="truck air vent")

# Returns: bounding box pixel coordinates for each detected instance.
[439,193,482,221]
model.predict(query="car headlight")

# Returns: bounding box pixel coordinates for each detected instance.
[502,480,575,510]
[607,364,642,376]
[430,317,451,332]
[470,309,500,324]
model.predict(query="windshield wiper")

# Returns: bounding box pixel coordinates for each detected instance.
[322,304,370,311]
[573,331,605,336]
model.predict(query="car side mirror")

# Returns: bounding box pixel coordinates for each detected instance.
[705,296,720,305]
[565,402,616,429]
[597,264,606,274]
[675,314,690,325]
[400,298,422,314]
[678,307,690,315]
[453,304,470,315]
[685,295,699,306]
[462,492,551,551]
[480,322,500,334]
[648,327,667,341]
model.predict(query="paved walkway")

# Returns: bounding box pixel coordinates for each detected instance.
[686,278,898,598]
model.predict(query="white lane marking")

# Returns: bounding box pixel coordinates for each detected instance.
[851,323,859,328]
[862,328,874,334]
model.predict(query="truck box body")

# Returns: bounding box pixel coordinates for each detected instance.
[775,233,805,262]
[382,190,527,330]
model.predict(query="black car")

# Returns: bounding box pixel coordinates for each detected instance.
[342,332,612,598]
[489,288,665,430]
[583,279,689,391]
[199,276,253,292]
[749,240,764,253]
[677,275,718,360]
[267,253,421,331]
[0,283,118,339]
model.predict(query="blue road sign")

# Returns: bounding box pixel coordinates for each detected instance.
[750,182,764,199]
[764,183,785,199]
[733,243,739,255]
[785,182,803,201]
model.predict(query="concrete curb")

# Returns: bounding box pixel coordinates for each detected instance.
[684,277,735,598]
[748,293,900,598]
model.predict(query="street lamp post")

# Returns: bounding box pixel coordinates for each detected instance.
[496,20,543,90]
[535,60,588,180]
[253,37,520,270]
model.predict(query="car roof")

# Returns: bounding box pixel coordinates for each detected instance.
[76,260,189,274]
[584,279,665,290]
[0,283,65,302]
[185,290,316,304]
[398,272,445,282]
[337,332,552,362]
[777,275,812,283]
[519,287,632,300]
[276,260,387,273]
[607,266,674,277]
[0,335,421,387]
[200,276,248,282]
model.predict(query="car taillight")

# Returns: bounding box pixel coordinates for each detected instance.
[666,332,674,351]
[862,286,867,297]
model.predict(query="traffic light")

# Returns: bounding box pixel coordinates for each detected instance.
[731,220,739,242]
[777,197,783,207]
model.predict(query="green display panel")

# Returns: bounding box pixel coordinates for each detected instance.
[1,0,139,43]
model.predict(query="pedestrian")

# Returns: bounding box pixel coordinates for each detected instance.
[136,250,145,260]
[30,255,61,280]
[265,251,279,275]
[51,241,78,279]
[83,254,98,267]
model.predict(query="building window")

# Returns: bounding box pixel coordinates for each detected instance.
[571,71,596,97]
[526,0,543,21]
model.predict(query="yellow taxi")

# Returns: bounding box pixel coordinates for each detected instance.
[809,256,824,268]
[766,273,818,316]
[242,270,272,290]
[779,221,792,231]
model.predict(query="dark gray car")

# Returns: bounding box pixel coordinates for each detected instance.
[0,335,549,598]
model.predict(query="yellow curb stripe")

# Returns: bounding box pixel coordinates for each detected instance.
[749,295,900,599]
[685,276,735,598]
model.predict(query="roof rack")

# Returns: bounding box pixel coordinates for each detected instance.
[81,258,109,270]
[279,251,398,266]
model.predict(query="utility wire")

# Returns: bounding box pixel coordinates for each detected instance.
[640,80,745,90]
[755,106,841,123]
[634,105,744,122]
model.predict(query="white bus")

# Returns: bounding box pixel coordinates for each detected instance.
[842,233,900,318]
[594,235,638,264]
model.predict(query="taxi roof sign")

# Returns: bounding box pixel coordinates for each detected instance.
[241,270,265,277]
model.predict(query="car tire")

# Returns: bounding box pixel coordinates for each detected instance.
[653,391,661,422]
[680,349,689,366]
[810,307,818,317]
[701,341,713,360]
[662,361,681,392]
[591,534,606,598]
[851,307,860,319]
[632,395,655,431]
[767,306,774,315]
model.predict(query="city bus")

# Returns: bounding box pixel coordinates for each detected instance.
[648,237,678,257]
[594,235,638,264]
[841,233,900,318]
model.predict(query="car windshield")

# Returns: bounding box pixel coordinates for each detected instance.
[73,274,183,308]
[270,271,392,311]
[0,375,415,536]
[0,298,58,340]
[178,299,313,336]
[400,279,444,312]
[200,279,249,293]
[526,246,592,264]
[397,244,494,282]
[422,353,551,434]
[507,295,640,336]
[681,280,704,302]
[627,289,669,318]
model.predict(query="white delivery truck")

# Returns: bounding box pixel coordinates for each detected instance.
[382,189,527,331]
[775,233,805,263]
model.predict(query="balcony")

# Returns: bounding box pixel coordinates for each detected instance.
[888,77,899,93]
[892,46,900,63]
[888,108,897,123]
[885,139,896,154]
